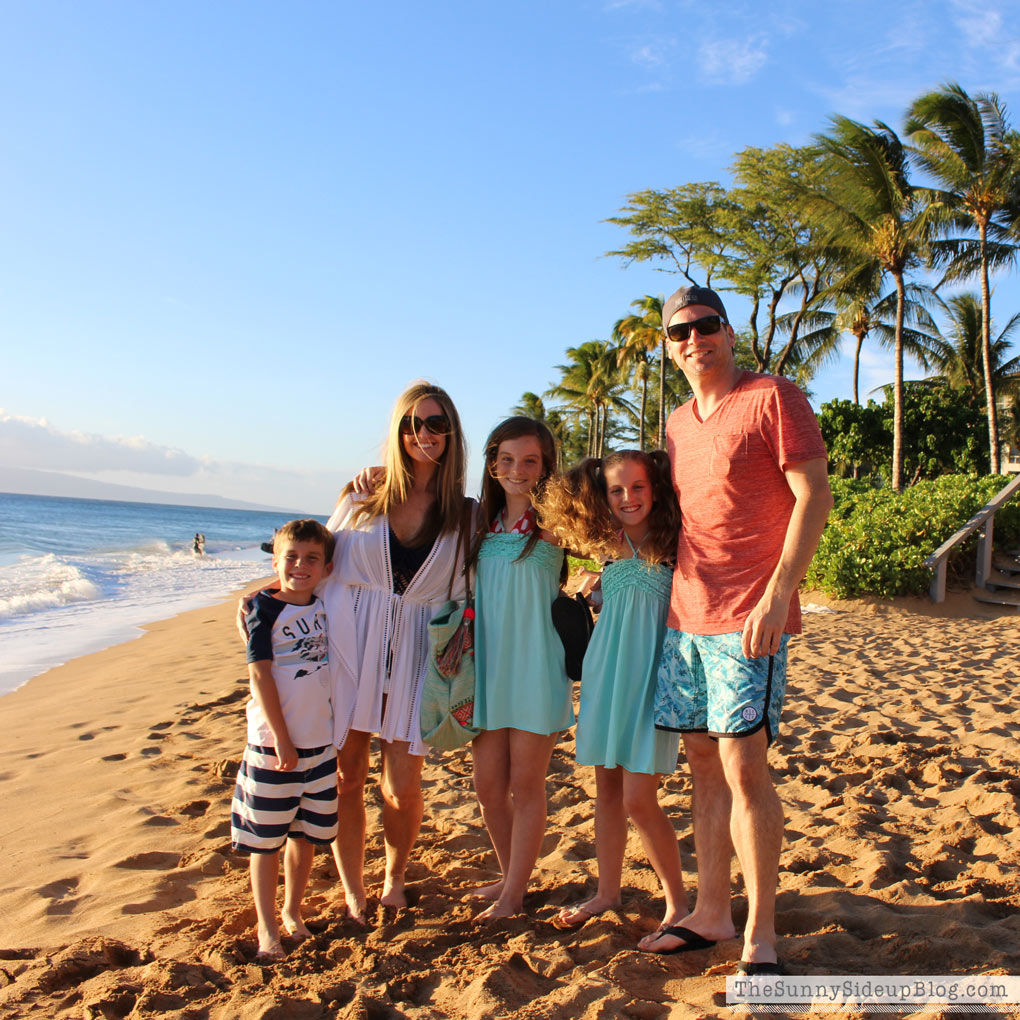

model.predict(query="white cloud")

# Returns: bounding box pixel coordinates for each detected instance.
[0,411,347,511]
[604,0,662,10]
[0,412,199,475]
[950,0,1020,76]
[699,34,769,85]
[629,42,667,69]
[775,107,795,126]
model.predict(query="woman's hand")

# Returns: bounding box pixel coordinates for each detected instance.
[236,585,276,643]
[350,466,385,496]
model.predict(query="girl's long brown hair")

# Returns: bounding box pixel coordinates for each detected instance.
[469,416,558,565]
[540,449,678,564]
[345,381,467,537]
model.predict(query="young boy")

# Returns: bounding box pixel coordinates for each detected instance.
[230,518,338,960]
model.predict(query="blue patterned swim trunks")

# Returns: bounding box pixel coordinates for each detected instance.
[654,629,789,743]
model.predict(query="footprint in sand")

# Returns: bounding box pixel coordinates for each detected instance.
[140,747,162,757]
[116,851,182,870]
[175,800,211,818]
[101,753,127,762]
[203,819,231,839]
[36,877,82,916]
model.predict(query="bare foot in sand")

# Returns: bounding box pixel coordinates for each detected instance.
[256,928,284,962]
[467,880,505,901]
[473,897,522,922]
[553,895,620,929]
[344,893,368,925]
[380,876,408,909]
[281,913,311,940]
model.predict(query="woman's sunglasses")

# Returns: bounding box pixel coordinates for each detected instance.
[665,314,725,343]
[399,414,451,436]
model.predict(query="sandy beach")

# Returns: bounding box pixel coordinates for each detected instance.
[2,585,1019,1019]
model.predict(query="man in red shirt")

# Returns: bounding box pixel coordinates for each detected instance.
[647,286,832,974]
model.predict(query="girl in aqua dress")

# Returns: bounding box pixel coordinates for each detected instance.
[541,449,688,951]
[468,416,571,921]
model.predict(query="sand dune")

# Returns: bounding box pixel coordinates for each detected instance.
[1,588,1019,1019]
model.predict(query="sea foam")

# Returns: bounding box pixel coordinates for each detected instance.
[0,554,101,618]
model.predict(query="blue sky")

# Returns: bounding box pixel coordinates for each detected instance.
[3,0,1020,510]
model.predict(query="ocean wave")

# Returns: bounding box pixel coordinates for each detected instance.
[0,554,102,619]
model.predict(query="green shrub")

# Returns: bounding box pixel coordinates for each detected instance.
[807,474,1020,598]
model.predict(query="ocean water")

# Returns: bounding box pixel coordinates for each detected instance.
[0,492,322,696]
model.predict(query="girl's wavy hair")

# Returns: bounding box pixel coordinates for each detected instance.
[344,381,467,537]
[469,416,558,565]
[540,449,678,565]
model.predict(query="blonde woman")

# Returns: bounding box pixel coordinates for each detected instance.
[242,382,470,922]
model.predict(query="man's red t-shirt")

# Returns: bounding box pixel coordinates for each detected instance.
[666,371,827,636]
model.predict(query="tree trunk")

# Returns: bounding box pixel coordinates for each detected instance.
[892,273,906,491]
[658,336,667,450]
[852,330,864,406]
[979,222,1000,472]
[639,376,648,451]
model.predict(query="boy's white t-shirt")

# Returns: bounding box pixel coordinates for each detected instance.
[244,591,332,748]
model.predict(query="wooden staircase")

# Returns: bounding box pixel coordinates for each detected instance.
[974,550,1020,608]
[924,475,1020,607]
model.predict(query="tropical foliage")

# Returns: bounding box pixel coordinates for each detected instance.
[807,474,1020,598]
[519,81,1018,484]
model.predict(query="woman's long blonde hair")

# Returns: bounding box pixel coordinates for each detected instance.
[540,450,678,564]
[346,382,467,536]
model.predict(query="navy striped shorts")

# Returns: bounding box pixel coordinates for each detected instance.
[230,744,338,854]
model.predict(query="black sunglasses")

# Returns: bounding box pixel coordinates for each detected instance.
[399,414,451,436]
[665,314,726,343]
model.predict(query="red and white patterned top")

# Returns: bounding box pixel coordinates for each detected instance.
[490,506,537,535]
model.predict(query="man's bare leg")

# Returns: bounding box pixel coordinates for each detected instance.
[644,732,736,952]
[331,730,371,923]
[719,729,781,965]
[378,739,425,908]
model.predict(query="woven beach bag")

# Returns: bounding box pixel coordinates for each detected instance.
[420,595,480,750]
[419,500,480,751]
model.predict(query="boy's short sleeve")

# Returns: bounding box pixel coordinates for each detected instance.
[245,593,285,664]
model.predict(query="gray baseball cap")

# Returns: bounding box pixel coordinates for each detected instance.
[662,285,729,332]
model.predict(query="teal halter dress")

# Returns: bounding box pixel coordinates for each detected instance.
[473,533,573,735]
[577,548,679,774]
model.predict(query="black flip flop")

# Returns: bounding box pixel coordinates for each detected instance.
[737,960,784,975]
[645,924,717,955]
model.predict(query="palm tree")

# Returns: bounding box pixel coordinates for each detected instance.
[613,337,651,450]
[923,292,1020,408]
[906,81,1020,472]
[547,341,631,458]
[805,118,942,490]
[613,294,664,449]
[792,269,942,405]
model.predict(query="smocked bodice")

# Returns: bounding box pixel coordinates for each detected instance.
[601,557,672,602]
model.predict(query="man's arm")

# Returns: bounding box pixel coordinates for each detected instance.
[249,661,298,771]
[741,456,832,659]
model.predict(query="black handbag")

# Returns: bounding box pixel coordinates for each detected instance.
[551,592,594,683]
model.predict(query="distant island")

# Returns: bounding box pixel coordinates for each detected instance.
[0,465,309,515]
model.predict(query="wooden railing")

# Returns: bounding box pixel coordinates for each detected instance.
[923,474,1020,602]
